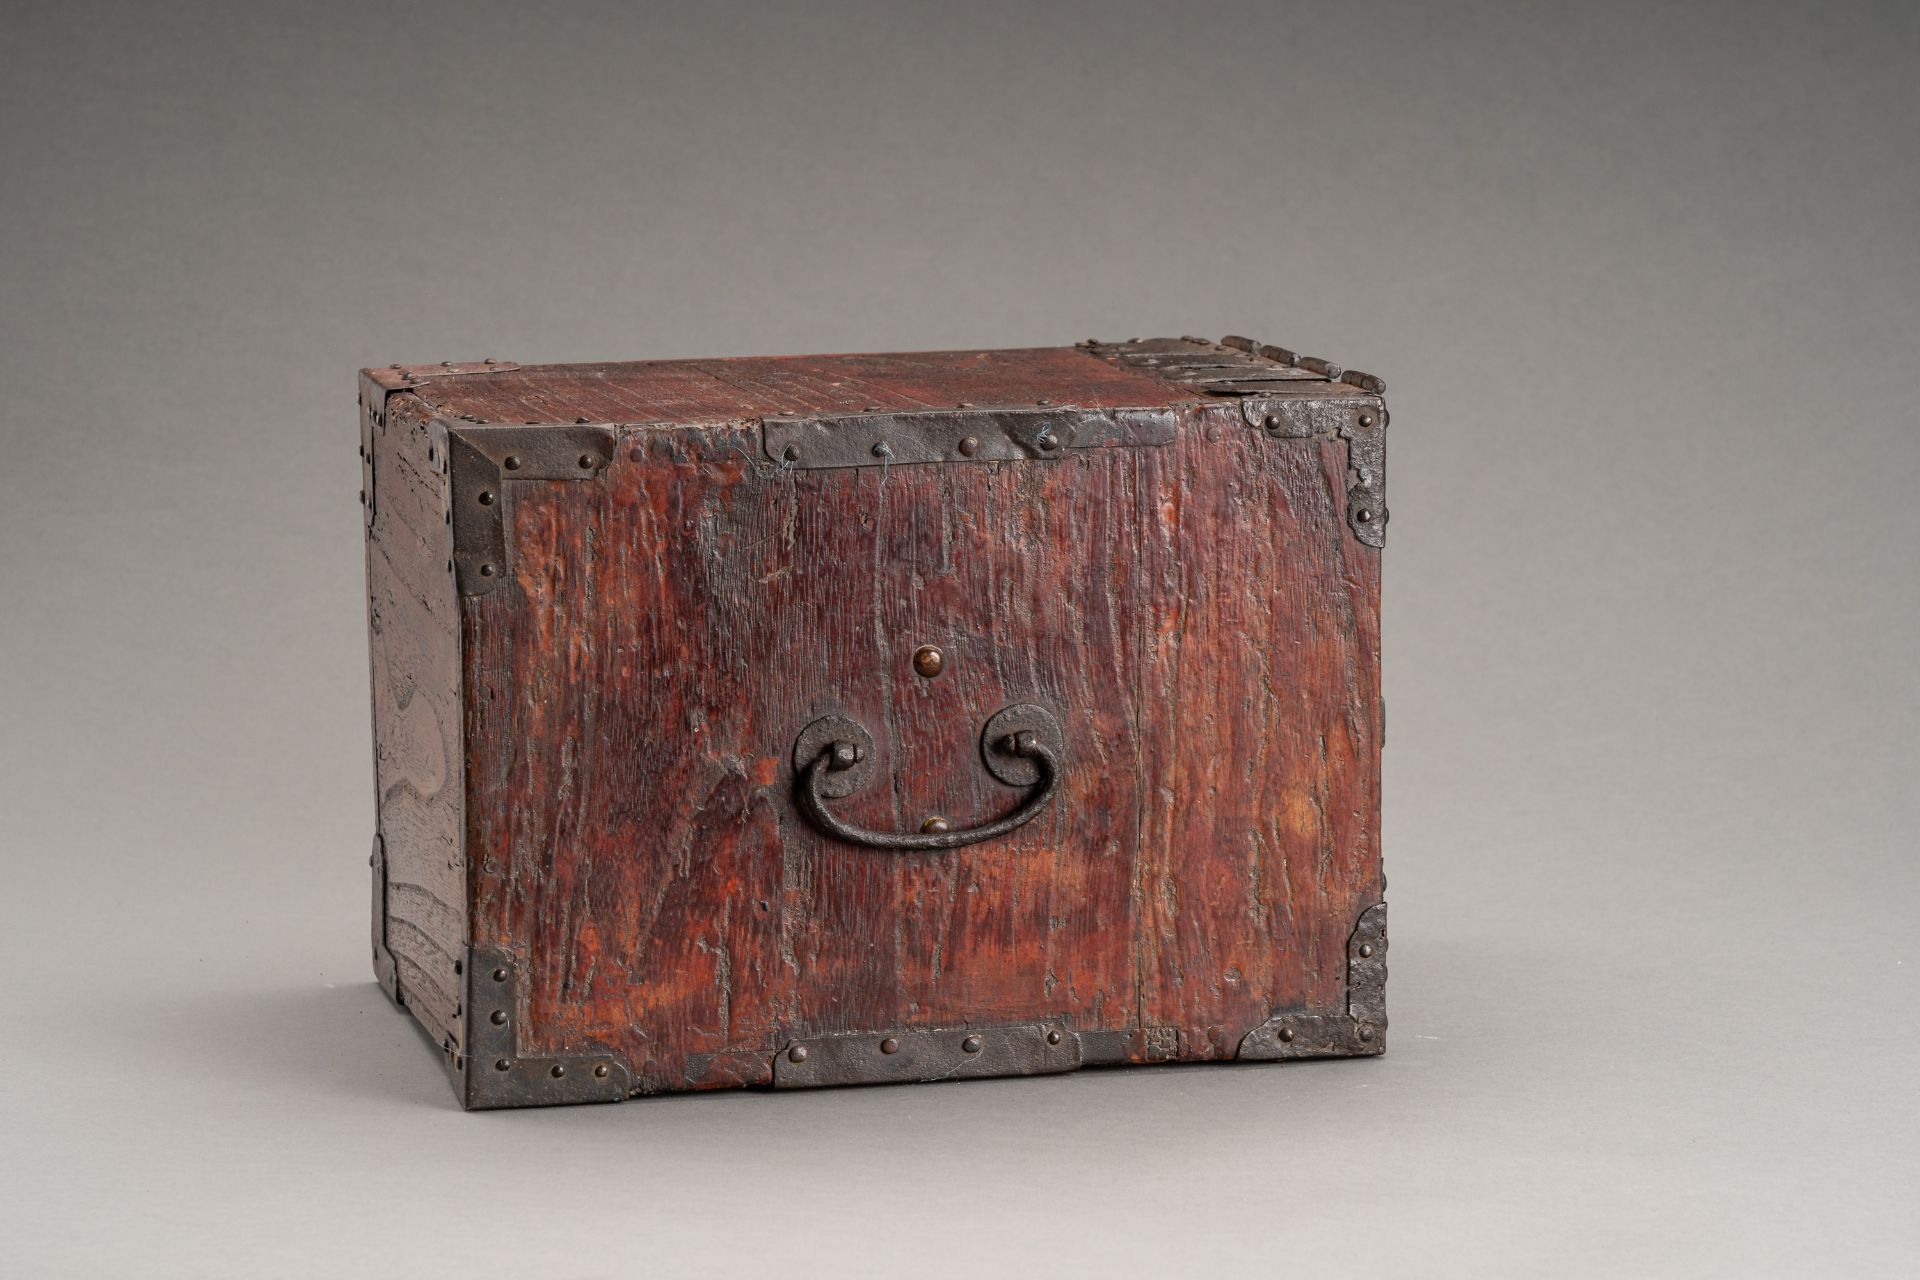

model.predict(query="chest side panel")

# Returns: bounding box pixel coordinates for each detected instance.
[364,390,466,1051]
[1133,402,1384,1055]
[456,393,1383,1092]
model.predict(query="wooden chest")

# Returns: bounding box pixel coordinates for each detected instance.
[362,336,1390,1109]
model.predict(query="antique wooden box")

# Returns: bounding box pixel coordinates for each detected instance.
[362,336,1389,1109]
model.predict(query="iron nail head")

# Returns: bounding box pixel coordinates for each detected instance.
[788,1044,809,1064]
[961,1034,983,1054]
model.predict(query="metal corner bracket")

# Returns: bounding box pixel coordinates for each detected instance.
[460,946,633,1110]
[1080,337,1389,547]
[1236,901,1389,1061]
[369,834,397,1000]
[358,362,520,530]
[1242,396,1389,548]
[444,422,618,597]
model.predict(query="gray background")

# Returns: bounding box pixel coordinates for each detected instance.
[3,1,1914,1275]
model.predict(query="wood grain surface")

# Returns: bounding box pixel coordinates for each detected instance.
[364,390,465,1055]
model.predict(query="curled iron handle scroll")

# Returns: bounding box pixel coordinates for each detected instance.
[793,707,1064,851]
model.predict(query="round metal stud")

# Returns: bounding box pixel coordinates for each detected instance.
[880,1037,901,1055]
[913,645,945,678]
[1357,1025,1375,1042]
[1357,413,1375,428]
[503,455,521,470]
[492,968,509,982]
[1264,413,1283,430]
[1278,1026,1296,1043]
[872,441,893,460]
[479,563,496,577]
[578,453,595,469]
[1033,429,1059,452]
[1354,509,1374,524]
[782,444,800,462]
[477,490,494,505]
[961,1034,983,1054]
[1046,1030,1063,1046]
[496,1059,512,1071]
[788,1044,809,1064]
[550,1064,566,1078]
[957,436,980,457]
[490,1010,507,1025]
[920,816,950,834]
[593,1064,610,1079]
[1358,943,1375,958]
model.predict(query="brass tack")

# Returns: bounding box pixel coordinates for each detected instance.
[913,645,945,678]
[788,1044,809,1064]
[921,816,950,834]
[490,1010,507,1025]
[961,1034,983,1054]
[880,1037,901,1055]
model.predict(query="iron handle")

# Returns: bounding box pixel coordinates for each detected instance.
[793,707,1064,851]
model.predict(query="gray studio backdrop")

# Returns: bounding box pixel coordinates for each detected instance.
[3,2,1915,1276]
